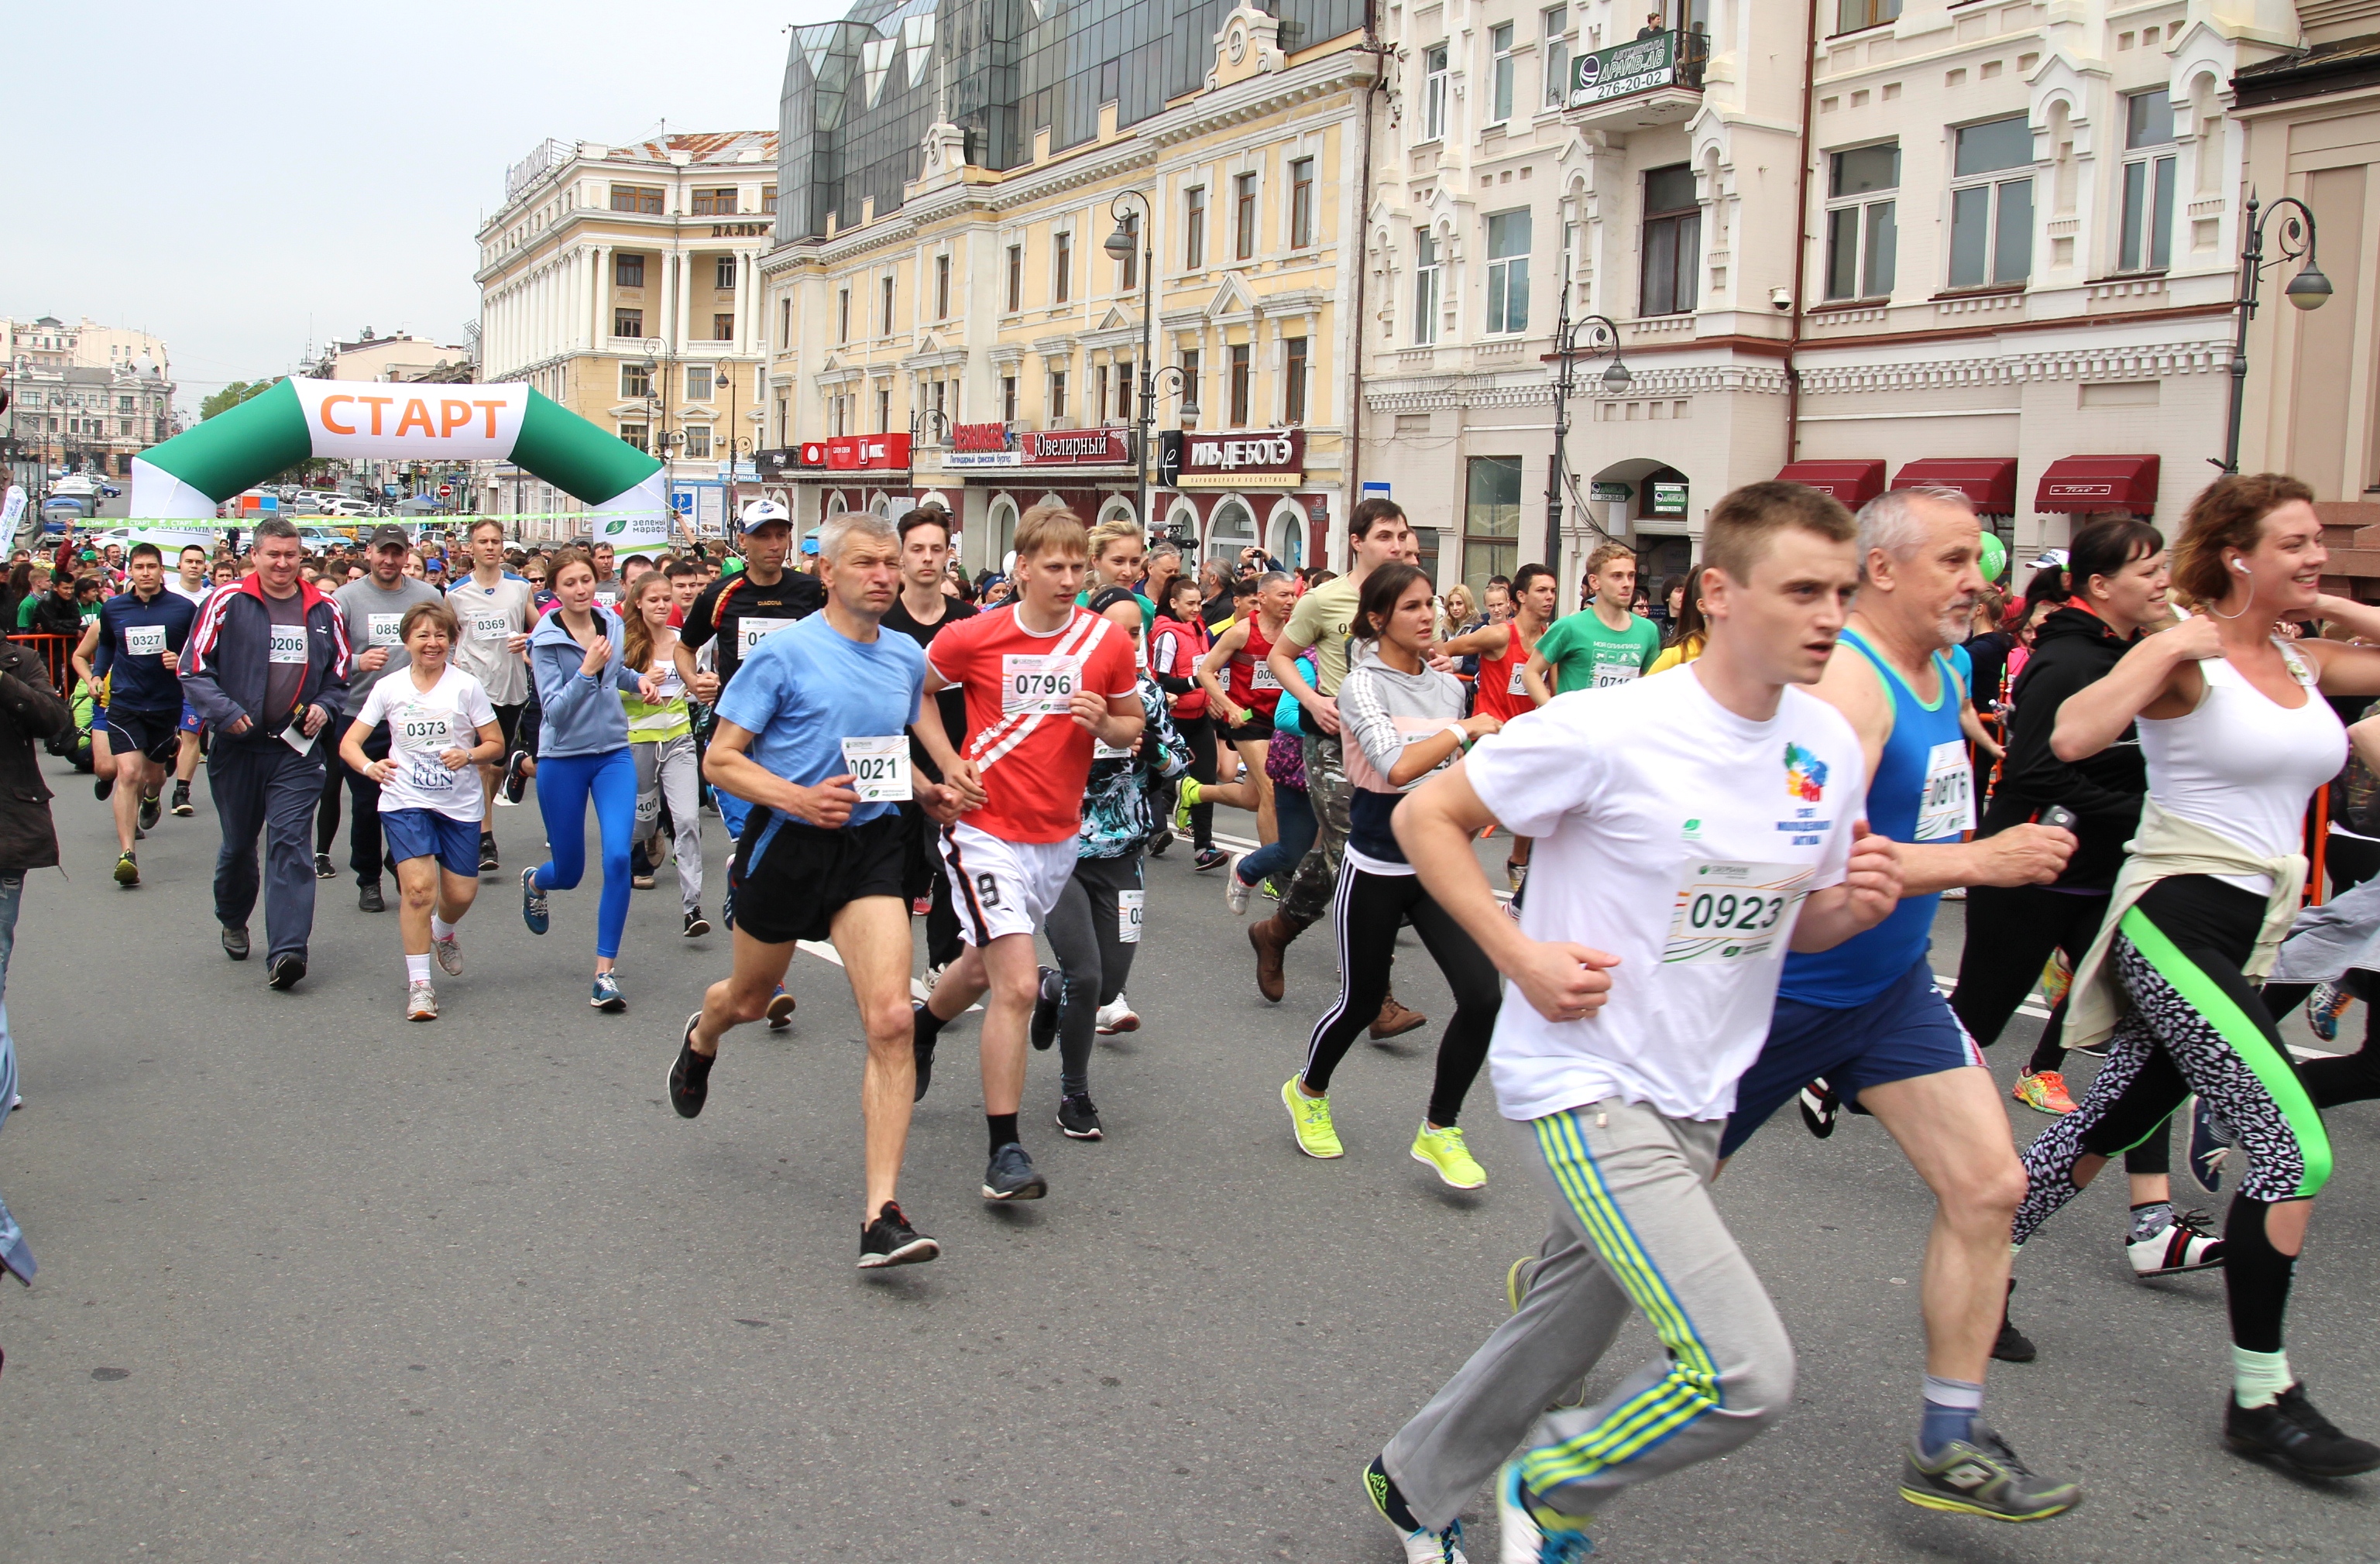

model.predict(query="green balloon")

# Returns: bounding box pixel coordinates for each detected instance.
[1979,530,2007,585]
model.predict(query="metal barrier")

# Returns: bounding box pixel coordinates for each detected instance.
[6,633,77,696]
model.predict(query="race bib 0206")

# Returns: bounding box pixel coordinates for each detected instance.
[268,625,309,665]
[840,734,912,803]
[1915,739,1977,842]
[1117,887,1144,944]
[1002,653,1081,715]
[124,624,167,658]
[1663,861,1813,965]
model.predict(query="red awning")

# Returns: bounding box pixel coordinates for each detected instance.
[1776,459,1887,508]
[2035,454,2160,515]
[1892,458,2018,514]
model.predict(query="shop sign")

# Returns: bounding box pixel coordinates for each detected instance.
[944,422,1021,468]
[1163,428,1305,486]
[1022,427,1132,466]
[1649,481,1688,516]
[1590,481,1633,501]
[823,433,911,472]
[1571,32,1678,106]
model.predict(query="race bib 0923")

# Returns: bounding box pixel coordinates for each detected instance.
[1663,861,1812,965]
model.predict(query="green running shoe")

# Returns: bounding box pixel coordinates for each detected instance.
[1173,776,1203,832]
[1899,1424,2081,1521]
[1281,1074,1343,1158]
[1410,1123,1485,1188]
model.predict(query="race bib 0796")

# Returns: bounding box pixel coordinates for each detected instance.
[839,734,912,802]
[1663,861,1813,965]
[1002,654,1080,715]
[268,625,308,665]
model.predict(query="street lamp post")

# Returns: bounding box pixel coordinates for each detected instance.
[1103,194,1199,540]
[2222,194,2332,474]
[1544,278,1631,574]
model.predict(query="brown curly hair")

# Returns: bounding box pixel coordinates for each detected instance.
[2170,472,2316,607]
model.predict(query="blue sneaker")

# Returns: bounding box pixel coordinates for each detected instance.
[1498,1463,1595,1561]
[766,983,795,1031]
[2306,982,2353,1043]
[591,971,625,1012]
[520,866,549,935]
[2188,1096,2234,1195]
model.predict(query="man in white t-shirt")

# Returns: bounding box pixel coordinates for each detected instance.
[168,543,215,818]
[444,517,534,868]
[1356,482,1901,1563]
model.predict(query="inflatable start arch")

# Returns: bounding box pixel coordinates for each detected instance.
[128,378,668,548]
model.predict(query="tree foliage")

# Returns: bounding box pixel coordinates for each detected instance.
[199,379,282,420]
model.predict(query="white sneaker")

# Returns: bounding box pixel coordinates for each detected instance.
[1095,995,1139,1034]
[406,980,439,1022]
[1224,854,1252,915]
[2128,1208,2224,1277]
[431,929,464,977]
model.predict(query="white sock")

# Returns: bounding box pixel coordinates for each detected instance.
[406,954,432,985]
[430,914,455,941]
[2233,1346,2292,1409]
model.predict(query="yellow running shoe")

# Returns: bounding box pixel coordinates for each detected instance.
[1281,1075,1343,1158]
[1410,1123,1486,1188]
[2011,1070,2079,1116]
[1173,776,1204,833]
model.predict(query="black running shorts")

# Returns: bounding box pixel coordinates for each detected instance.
[727,810,908,945]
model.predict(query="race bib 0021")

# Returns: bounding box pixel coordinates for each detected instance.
[1001,653,1081,716]
[268,625,309,665]
[1117,888,1144,944]
[124,624,167,658]
[1915,739,1977,842]
[1663,860,1813,965]
[839,734,912,803]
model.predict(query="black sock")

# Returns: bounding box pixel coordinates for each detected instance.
[1365,1456,1421,1531]
[987,1113,1019,1155]
[2224,1192,2296,1355]
[913,1000,946,1043]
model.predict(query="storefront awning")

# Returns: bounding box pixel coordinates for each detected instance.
[2035,454,2159,515]
[1775,459,1886,509]
[1892,458,2018,514]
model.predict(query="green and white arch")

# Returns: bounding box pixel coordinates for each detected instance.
[129,377,667,548]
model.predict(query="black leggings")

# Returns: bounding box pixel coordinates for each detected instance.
[1300,859,1500,1126]
[1177,714,1217,851]
[1043,854,1142,1099]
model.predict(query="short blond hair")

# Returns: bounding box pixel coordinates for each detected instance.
[1085,516,1144,564]
[1015,500,1089,562]
[1585,542,1636,582]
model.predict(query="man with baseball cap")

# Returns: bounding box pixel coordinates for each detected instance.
[677,501,826,847]
[328,525,443,912]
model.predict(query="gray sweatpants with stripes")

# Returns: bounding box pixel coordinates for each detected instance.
[1383,1099,1794,1531]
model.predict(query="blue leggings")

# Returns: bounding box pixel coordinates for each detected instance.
[1235,784,1317,887]
[533,747,637,961]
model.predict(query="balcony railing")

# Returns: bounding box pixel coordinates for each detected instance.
[1566,29,1707,109]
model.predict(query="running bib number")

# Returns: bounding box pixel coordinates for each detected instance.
[395,715,452,749]
[1002,654,1081,715]
[268,625,308,665]
[1664,861,1812,965]
[738,617,795,657]
[1118,888,1144,944]
[470,613,511,643]
[124,624,167,658]
[1249,660,1281,692]
[1915,739,1976,842]
[1094,738,1133,761]
[839,734,912,802]
[1590,657,1640,689]
[1508,661,1530,696]
[366,612,404,647]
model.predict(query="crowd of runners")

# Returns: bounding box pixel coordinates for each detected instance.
[6,468,2378,1559]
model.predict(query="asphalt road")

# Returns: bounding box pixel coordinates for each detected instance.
[0,758,2375,1562]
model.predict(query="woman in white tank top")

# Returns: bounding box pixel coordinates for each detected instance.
[2026,475,2380,1480]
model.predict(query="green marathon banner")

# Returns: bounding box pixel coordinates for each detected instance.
[128,378,668,551]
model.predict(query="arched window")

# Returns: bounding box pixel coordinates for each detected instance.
[1266,501,1307,569]
[990,496,1021,568]
[1206,497,1255,563]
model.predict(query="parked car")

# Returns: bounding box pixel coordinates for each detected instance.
[321,496,375,518]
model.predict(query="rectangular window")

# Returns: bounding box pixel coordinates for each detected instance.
[1949,115,2034,287]
[1289,159,1314,249]
[1180,348,1201,416]
[613,308,643,338]
[1640,164,1699,317]
[1116,359,1133,420]
[838,288,851,342]
[610,183,664,214]
[1117,214,1140,290]
[779,298,791,349]
[684,425,713,458]
[881,275,895,333]
[1485,208,1533,334]
[1823,142,1899,300]
[936,254,953,317]
[1284,337,1308,424]
[1489,22,1516,123]
[618,422,649,451]
[713,313,735,341]
[1186,187,1207,268]
[1228,343,1252,425]
[615,253,644,288]
[1836,0,1900,32]
[2119,89,2178,273]
[877,388,891,434]
[620,362,651,400]
[1424,44,1449,140]
[1096,364,1111,423]
[1007,244,1023,310]
[685,365,713,401]
[1002,374,1018,423]
[716,256,737,290]
[1464,456,1523,599]
[775,393,788,443]
[1413,228,1441,343]
[1054,232,1073,303]
[1235,173,1258,259]
[1543,7,1569,109]
[1050,370,1069,421]
[761,185,778,214]
[691,187,737,215]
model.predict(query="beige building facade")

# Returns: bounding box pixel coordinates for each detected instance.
[2,314,177,478]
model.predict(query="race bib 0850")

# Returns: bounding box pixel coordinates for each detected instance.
[839,734,911,802]
[1664,861,1812,965]
[367,612,404,647]
[1001,654,1080,715]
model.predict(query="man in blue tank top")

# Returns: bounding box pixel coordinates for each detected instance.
[1720,486,2086,1522]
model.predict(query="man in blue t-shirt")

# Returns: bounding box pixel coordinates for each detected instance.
[665,510,984,1273]
[74,542,197,887]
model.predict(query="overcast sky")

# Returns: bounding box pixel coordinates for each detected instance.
[11,0,853,416]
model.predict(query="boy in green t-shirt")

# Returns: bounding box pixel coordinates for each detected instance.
[1524,541,1661,702]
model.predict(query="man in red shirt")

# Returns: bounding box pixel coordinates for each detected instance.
[912,501,1144,1202]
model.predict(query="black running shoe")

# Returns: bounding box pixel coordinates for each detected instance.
[138,792,161,831]
[2225,1384,2380,1478]
[1029,965,1063,1051]
[1992,1278,2036,1364]
[359,880,386,914]
[221,924,250,962]
[912,1003,938,1103]
[94,774,114,802]
[1057,1092,1104,1140]
[314,852,337,880]
[682,907,710,938]
[501,749,531,804]
[1798,1077,1839,1139]
[170,781,193,817]
[267,955,305,993]
[1193,846,1231,871]
[478,832,500,873]
[668,1013,713,1119]
[982,1141,1047,1201]
[858,1201,940,1269]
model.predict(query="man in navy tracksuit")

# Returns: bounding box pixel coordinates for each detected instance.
[180,519,351,991]
[76,542,197,887]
